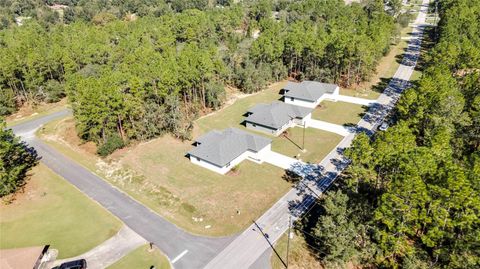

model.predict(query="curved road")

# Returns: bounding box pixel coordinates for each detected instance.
[11,1,429,268]
[11,111,233,269]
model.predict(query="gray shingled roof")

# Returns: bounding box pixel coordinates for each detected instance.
[245,101,313,129]
[188,128,271,167]
[283,81,338,102]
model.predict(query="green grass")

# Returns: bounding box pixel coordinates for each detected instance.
[196,82,284,133]
[272,127,343,163]
[0,164,121,258]
[108,245,170,269]
[36,89,292,236]
[312,101,366,126]
[120,139,290,236]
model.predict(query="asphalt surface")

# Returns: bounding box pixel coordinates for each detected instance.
[205,1,430,268]
[9,1,429,268]
[11,111,233,269]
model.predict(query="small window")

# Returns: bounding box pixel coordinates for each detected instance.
[290,97,294,101]
[253,124,257,127]
[226,162,231,167]
[196,157,200,161]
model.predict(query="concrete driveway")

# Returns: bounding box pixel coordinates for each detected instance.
[262,150,304,170]
[334,95,376,106]
[11,113,234,269]
[305,118,351,136]
[52,226,147,269]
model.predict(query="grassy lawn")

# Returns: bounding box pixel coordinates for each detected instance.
[195,81,285,135]
[108,245,170,269]
[272,127,343,163]
[5,99,68,127]
[271,232,321,269]
[0,164,121,258]
[312,101,366,126]
[36,83,293,236]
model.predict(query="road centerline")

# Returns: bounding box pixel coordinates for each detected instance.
[172,249,189,264]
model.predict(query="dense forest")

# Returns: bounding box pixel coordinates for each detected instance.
[300,0,480,268]
[0,0,405,154]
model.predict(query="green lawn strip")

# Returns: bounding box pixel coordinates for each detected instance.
[0,164,121,258]
[272,127,343,164]
[312,101,366,126]
[196,82,284,133]
[107,245,170,269]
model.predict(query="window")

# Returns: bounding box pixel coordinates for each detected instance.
[196,157,200,161]
[253,124,257,127]
[290,97,294,101]
[226,162,231,167]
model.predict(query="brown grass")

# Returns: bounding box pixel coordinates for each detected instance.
[6,99,68,127]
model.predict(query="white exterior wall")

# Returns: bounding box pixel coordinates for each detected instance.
[190,144,271,175]
[284,86,340,108]
[294,113,311,126]
[246,121,294,137]
[323,86,340,102]
[246,122,278,135]
[284,97,316,108]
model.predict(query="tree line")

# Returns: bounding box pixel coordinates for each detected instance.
[300,0,480,268]
[1,0,403,154]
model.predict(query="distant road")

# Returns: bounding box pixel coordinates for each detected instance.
[11,110,233,269]
[10,1,429,268]
[205,0,430,268]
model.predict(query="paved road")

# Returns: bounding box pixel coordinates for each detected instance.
[205,1,430,268]
[10,1,428,268]
[11,112,233,269]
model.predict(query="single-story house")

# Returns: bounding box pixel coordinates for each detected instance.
[245,101,313,136]
[188,127,272,174]
[283,80,340,108]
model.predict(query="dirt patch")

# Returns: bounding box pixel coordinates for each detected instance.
[0,173,41,206]
[6,99,67,123]
[41,117,97,155]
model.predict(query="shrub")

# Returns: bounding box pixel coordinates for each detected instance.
[97,134,125,157]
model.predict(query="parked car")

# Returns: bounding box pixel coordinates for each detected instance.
[378,122,389,131]
[58,259,87,269]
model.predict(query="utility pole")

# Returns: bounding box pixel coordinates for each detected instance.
[302,121,306,150]
[286,216,292,269]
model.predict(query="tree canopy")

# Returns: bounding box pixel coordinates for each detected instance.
[304,1,480,267]
[0,119,39,197]
[0,0,401,153]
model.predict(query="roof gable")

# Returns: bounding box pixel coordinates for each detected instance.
[246,101,312,129]
[188,128,271,167]
[283,81,338,101]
